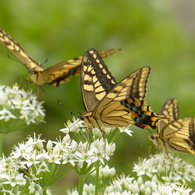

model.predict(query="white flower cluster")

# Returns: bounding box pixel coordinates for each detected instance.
[104,175,193,195]
[67,153,195,195]
[90,165,116,178]
[2,114,195,195]
[68,179,193,195]
[0,133,115,194]
[0,154,47,195]
[11,133,115,169]
[133,152,195,185]
[0,84,45,133]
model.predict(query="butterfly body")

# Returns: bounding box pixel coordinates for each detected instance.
[80,48,164,130]
[149,99,195,155]
[0,28,120,86]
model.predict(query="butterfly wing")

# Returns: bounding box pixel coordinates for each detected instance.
[150,117,195,154]
[166,117,195,154]
[0,28,43,72]
[80,48,164,129]
[161,98,179,120]
[0,29,120,86]
[187,117,195,153]
[157,98,179,134]
[44,48,121,86]
[80,48,117,112]
[94,66,164,129]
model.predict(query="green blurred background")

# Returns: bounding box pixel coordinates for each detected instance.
[1,0,195,193]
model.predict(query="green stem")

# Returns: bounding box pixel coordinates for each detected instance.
[42,186,47,195]
[0,133,4,157]
[78,175,86,195]
[95,164,100,195]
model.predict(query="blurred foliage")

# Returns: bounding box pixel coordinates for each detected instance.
[1,0,195,193]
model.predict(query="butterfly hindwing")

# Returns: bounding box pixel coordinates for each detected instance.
[94,67,154,128]
[0,28,120,86]
[162,118,195,154]
[188,118,195,148]
[80,48,164,129]
[150,99,195,155]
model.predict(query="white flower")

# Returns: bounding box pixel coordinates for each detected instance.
[28,182,44,194]
[0,155,29,194]
[72,138,115,168]
[67,152,195,195]
[133,152,195,185]
[0,108,16,121]
[83,183,95,194]
[61,118,132,142]
[98,165,116,178]
[66,189,79,195]
[3,132,115,194]
[60,117,85,133]
[36,161,50,174]
[2,173,25,187]
[118,126,133,136]
[0,84,45,133]
[104,175,194,194]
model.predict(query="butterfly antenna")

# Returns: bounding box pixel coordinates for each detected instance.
[58,100,81,115]
[137,139,150,154]
[42,59,48,65]
[36,84,45,94]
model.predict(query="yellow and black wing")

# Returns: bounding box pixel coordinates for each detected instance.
[188,117,195,153]
[161,98,179,121]
[150,118,195,154]
[0,28,120,86]
[150,98,195,154]
[44,48,120,86]
[80,48,117,112]
[157,98,179,133]
[0,28,43,72]
[80,48,164,129]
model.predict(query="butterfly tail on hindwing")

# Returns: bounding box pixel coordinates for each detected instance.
[80,48,164,130]
[121,98,165,129]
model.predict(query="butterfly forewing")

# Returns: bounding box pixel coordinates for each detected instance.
[49,48,121,86]
[0,28,42,71]
[105,66,150,102]
[0,28,120,86]
[80,48,164,129]
[80,49,117,111]
[161,99,179,121]
[157,98,179,134]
